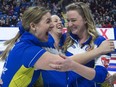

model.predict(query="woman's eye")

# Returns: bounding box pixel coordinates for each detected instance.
[47,20,51,24]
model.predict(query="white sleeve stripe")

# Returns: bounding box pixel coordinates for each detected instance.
[28,49,44,67]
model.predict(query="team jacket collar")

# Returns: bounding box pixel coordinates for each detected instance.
[69,32,92,47]
[20,32,52,47]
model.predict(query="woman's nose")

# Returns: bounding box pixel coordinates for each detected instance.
[68,21,73,27]
[50,23,54,29]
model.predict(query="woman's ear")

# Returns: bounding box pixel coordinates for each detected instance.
[30,22,36,31]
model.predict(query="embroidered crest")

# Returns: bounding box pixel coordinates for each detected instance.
[101,57,110,68]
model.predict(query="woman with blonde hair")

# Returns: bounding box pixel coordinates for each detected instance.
[50,2,114,87]
[0,6,114,87]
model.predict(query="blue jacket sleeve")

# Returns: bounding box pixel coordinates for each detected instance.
[92,66,108,83]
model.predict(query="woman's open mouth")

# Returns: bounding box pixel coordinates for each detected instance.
[56,23,63,29]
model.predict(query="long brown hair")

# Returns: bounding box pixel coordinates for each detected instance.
[62,2,99,52]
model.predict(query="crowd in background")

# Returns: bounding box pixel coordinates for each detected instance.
[0,0,116,28]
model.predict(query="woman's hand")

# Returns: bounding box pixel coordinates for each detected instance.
[98,39,115,55]
[49,54,75,71]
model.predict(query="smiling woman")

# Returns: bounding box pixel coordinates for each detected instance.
[49,15,63,50]
[0,6,66,87]
[0,5,115,87]
[60,2,114,87]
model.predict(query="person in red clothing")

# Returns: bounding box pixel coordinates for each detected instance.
[106,22,113,28]
[102,22,107,28]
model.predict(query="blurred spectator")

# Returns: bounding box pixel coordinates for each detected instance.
[102,22,107,28]
[0,0,115,28]
[10,15,18,26]
[0,17,5,27]
[106,22,113,28]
